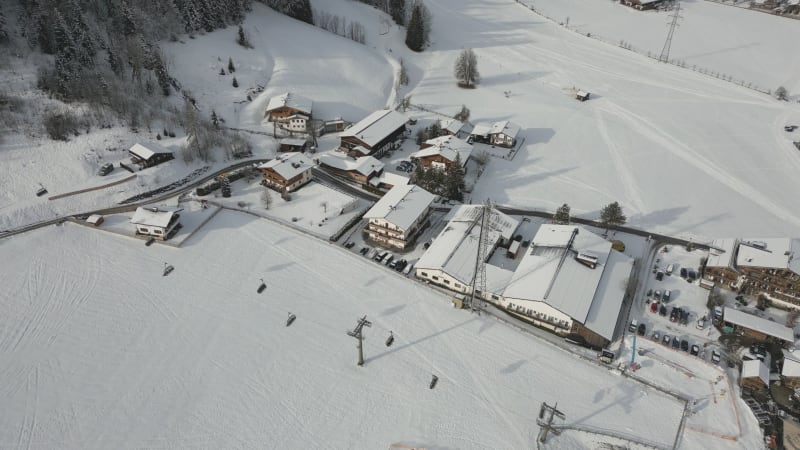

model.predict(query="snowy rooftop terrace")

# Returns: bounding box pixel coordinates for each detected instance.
[736,238,800,273]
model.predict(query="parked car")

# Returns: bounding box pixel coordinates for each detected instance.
[650,302,659,313]
[656,271,664,281]
[691,345,700,356]
[374,251,387,262]
[659,305,668,316]
[696,317,706,330]
[681,339,689,352]
[672,337,680,349]
[652,331,660,342]
[98,162,114,176]
[711,350,722,364]
[786,125,798,132]
[687,270,697,282]
[666,264,674,275]
[345,241,356,249]
[663,290,671,302]
[663,334,671,346]
[629,319,638,333]
[654,290,661,300]
[670,307,680,322]
[388,259,398,269]
[646,289,653,297]
[360,247,370,255]
[680,310,690,325]
[637,323,646,336]
[680,267,688,278]
[384,254,394,266]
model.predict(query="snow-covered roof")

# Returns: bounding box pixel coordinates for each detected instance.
[741,359,770,386]
[489,121,521,139]
[265,92,313,115]
[351,145,371,156]
[340,110,407,148]
[503,225,631,337]
[129,142,172,160]
[375,171,409,188]
[706,238,737,268]
[86,214,103,225]
[576,90,589,97]
[440,118,465,135]
[783,350,800,377]
[130,207,177,228]
[471,122,492,137]
[279,138,307,147]
[363,184,436,231]
[411,136,473,166]
[736,238,800,274]
[415,205,519,289]
[258,152,313,180]
[318,153,384,176]
[723,307,794,342]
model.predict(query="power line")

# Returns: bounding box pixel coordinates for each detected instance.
[659,3,683,63]
[537,401,566,443]
[467,201,493,314]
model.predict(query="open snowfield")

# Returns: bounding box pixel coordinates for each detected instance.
[410,0,800,240]
[0,211,686,449]
[526,0,800,95]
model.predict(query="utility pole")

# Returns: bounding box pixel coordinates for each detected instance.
[537,401,565,444]
[659,3,682,63]
[347,315,372,366]
[467,201,492,314]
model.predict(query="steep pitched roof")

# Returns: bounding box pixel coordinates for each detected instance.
[265,92,313,115]
[411,136,473,166]
[363,184,435,231]
[258,152,313,180]
[341,110,407,148]
[130,207,177,228]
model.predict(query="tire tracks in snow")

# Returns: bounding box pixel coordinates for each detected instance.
[594,108,646,213]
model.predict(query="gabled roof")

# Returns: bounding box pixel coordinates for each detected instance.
[706,238,738,269]
[130,207,177,228]
[265,92,313,115]
[411,136,473,166]
[129,142,172,160]
[736,238,800,274]
[363,184,435,231]
[318,153,384,177]
[415,205,519,289]
[258,152,313,180]
[723,307,794,342]
[503,225,631,339]
[440,118,465,135]
[341,110,407,148]
[470,122,492,137]
[279,138,307,147]
[489,120,521,138]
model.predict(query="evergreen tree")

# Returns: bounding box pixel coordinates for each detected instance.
[390,0,406,26]
[775,86,788,100]
[454,48,479,88]
[553,203,570,225]
[454,105,470,122]
[599,201,627,232]
[232,76,238,87]
[267,0,313,25]
[236,24,250,47]
[405,3,424,52]
[228,57,235,73]
[444,155,465,201]
[219,67,225,75]
[0,6,8,42]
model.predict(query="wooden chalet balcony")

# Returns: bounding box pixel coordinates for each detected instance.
[366,222,406,240]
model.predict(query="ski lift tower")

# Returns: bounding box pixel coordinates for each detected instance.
[466,200,494,314]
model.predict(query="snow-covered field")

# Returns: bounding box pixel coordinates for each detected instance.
[0,212,686,449]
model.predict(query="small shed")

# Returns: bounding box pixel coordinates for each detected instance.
[741,358,770,393]
[86,214,104,226]
[128,143,174,169]
[278,138,308,153]
[576,91,590,102]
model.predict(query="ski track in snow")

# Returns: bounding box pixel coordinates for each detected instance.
[594,108,646,213]
[596,101,800,229]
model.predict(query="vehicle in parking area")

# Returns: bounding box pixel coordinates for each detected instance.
[680,267,688,278]
[650,302,658,313]
[656,271,664,281]
[360,247,369,255]
[345,241,356,249]
[680,310,690,325]
[646,289,653,297]
[691,345,700,356]
[663,334,671,345]
[663,290,671,302]
[711,350,722,363]
[696,317,706,329]
[394,259,407,272]
[374,251,387,262]
[654,290,661,300]
[666,264,674,275]
[670,307,680,322]
[680,339,689,352]
[687,269,697,282]
[672,337,680,349]
[659,304,667,316]
[652,331,660,341]
[388,259,398,269]
[637,323,646,336]
[629,319,638,333]
[384,254,394,266]
[786,125,798,132]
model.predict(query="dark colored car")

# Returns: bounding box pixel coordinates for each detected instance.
[670,307,680,322]
[687,270,697,282]
[646,289,653,297]
[659,305,668,316]
[680,310,690,325]
[690,345,700,356]
[656,271,664,281]
[663,334,671,346]
[98,162,114,176]
[637,323,646,336]
[394,259,407,272]
[681,340,689,352]
[360,247,369,255]
[672,337,680,349]
[680,267,688,278]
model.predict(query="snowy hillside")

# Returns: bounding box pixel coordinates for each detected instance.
[0,213,687,449]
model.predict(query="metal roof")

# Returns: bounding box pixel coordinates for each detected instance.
[723,307,794,342]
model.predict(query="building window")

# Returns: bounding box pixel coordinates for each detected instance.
[444,279,450,285]
[432,276,439,281]
[491,295,499,300]
[420,272,428,277]
[454,283,461,289]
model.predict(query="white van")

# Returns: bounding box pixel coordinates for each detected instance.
[666,264,674,275]
[629,319,638,333]
[403,263,414,276]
